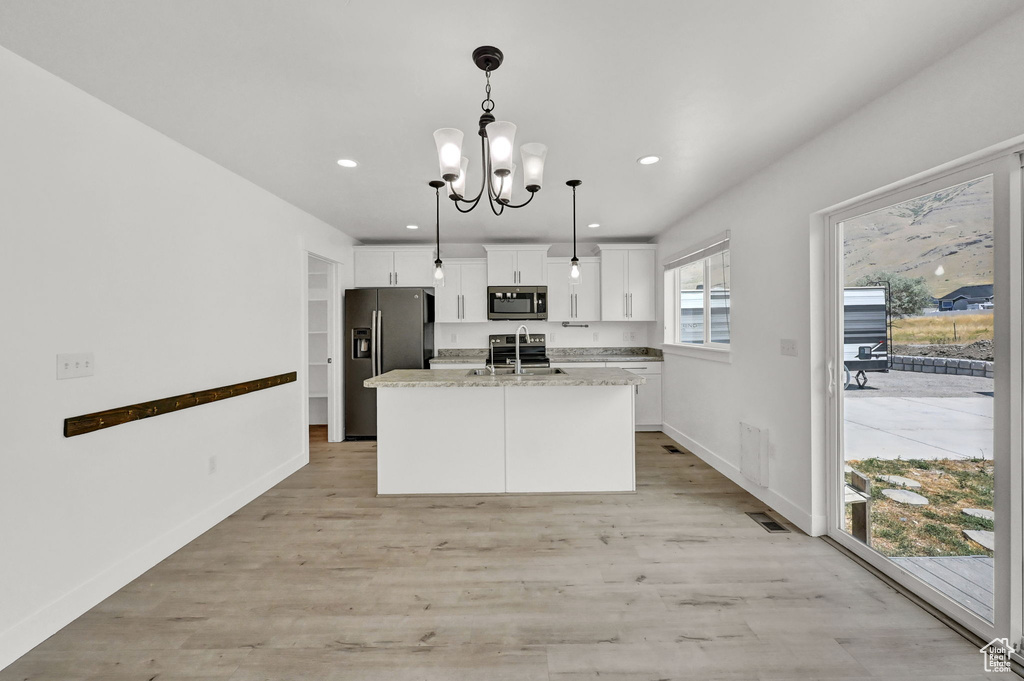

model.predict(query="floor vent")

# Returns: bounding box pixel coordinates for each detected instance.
[746,512,790,533]
[662,445,683,454]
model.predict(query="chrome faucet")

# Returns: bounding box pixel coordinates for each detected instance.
[508,324,530,375]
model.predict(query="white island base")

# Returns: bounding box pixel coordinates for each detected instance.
[368,369,640,495]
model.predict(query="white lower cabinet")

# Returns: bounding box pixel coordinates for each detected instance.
[553,361,662,430]
[606,361,662,430]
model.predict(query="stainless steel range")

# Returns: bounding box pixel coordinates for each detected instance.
[487,333,549,369]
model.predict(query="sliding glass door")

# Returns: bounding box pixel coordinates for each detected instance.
[827,152,1021,646]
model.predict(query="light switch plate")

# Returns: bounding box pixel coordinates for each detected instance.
[57,352,94,379]
[780,339,798,357]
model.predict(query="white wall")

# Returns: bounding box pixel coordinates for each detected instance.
[656,9,1024,535]
[0,46,353,668]
[435,321,652,350]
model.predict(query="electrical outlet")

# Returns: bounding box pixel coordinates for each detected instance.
[57,352,94,379]
[593,332,599,342]
[208,456,217,475]
[623,331,638,343]
[549,333,556,343]
[780,339,798,357]
[450,333,457,343]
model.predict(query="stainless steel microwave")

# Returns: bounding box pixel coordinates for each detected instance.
[487,286,547,320]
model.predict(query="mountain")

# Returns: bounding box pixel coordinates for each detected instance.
[843,175,994,298]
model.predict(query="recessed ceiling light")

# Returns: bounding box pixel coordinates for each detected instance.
[637,155,660,165]
[587,223,600,229]
[406,224,419,230]
[336,159,358,168]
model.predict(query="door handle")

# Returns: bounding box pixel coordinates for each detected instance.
[827,360,835,396]
[370,310,378,377]
[628,293,633,318]
[459,294,463,320]
[372,311,380,374]
[394,272,398,286]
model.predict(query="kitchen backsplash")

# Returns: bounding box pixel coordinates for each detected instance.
[433,321,653,349]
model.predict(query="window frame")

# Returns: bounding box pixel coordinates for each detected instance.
[662,233,731,356]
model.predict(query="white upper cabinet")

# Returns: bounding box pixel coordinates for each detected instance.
[459,261,488,322]
[353,249,394,288]
[515,249,547,285]
[434,262,462,323]
[434,260,488,323]
[484,245,550,285]
[393,249,436,287]
[598,244,656,321]
[354,247,435,288]
[548,258,601,322]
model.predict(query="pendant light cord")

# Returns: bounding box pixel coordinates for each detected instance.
[435,184,441,261]
[572,184,577,260]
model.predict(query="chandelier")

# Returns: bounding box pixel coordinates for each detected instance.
[432,46,548,216]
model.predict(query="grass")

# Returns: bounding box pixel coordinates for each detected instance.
[891,312,993,345]
[845,458,993,558]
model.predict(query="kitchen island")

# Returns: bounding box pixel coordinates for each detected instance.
[364,368,644,495]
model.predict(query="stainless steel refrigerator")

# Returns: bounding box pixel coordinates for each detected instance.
[344,288,434,437]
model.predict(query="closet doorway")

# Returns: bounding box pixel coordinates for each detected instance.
[306,253,342,441]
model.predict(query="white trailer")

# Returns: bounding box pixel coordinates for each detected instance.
[679,289,730,344]
[843,286,889,388]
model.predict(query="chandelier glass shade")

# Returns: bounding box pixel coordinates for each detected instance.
[432,46,547,216]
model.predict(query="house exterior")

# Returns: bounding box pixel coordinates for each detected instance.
[936,284,994,310]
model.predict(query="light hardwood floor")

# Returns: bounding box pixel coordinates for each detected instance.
[2,429,993,680]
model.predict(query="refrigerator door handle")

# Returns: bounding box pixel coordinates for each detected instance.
[376,310,383,375]
[370,310,378,377]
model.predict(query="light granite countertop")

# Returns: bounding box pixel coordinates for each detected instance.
[364,367,646,388]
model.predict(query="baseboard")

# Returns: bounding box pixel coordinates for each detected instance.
[635,424,661,432]
[0,451,307,671]
[660,422,821,535]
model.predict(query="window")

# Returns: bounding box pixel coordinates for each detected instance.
[663,233,730,348]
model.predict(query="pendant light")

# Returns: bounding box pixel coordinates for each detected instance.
[429,180,446,283]
[567,180,582,279]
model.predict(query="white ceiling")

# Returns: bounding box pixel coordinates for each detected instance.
[0,1,1019,245]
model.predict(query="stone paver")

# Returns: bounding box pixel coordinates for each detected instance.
[962,508,994,521]
[877,474,921,488]
[881,489,929,505]
[962,529,995,551]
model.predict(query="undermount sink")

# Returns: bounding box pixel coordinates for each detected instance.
[467,367,566,377]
